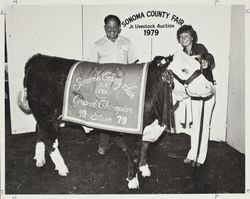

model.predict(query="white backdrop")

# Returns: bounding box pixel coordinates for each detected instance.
[6,5,83,134]
[6,5,230,142]
[82,5,231,141]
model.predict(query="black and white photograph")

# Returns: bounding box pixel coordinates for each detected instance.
[0,0,249,198]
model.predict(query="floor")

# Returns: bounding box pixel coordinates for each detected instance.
[4,99,245,194]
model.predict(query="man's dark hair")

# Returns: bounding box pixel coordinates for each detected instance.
[104,15,121,27]
[177,25,198,44]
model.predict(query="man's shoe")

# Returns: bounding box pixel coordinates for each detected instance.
[121,146,128,153]
[98,146,108,155]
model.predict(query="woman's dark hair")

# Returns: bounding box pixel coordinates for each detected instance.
[104,15,121,27]
[177,25,198,44]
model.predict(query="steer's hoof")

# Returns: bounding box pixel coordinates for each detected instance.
[58,170,68,176]
[57,166,69,176]
[34,156,46,167]
[35,159,46,167]
[58,169,69,176]
[127,174,139,189]
[139,164,151,177]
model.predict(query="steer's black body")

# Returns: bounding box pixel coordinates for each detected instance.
[19,53,173,188]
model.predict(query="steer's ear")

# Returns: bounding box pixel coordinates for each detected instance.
[152,56,165,66]
[166,55,173,63]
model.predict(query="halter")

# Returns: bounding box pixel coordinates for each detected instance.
[170,69,201,87]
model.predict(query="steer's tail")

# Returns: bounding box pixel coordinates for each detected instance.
[17,55,36,115]
[17,88,32,114]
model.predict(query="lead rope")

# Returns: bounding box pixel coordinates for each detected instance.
[161,70,175,132]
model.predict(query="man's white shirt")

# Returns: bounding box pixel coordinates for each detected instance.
[87,35,138,64]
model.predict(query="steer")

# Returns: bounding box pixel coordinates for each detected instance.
[17,53,174,189]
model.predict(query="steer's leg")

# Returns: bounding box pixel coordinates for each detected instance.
[125,135,140,189]
[34,124,46,167]
[139,141,151,177]
[36,120,68,176]
[32,103,68,176]
[49,134,69,176]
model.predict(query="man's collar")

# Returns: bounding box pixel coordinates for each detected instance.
[105,35,120,43]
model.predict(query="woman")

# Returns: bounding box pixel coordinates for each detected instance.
[176,25,216,167]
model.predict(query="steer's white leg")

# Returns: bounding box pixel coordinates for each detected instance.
[139,164,151,177]
[142,119,165,142]
[50,139,69,176]
[127,174,139,189]
[34,141,46,167]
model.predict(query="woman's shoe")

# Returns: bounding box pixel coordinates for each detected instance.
[183,158,193,164]
[191,162,202,167]
[196,162,202,167]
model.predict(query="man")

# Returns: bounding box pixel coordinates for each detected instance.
[87,14,139,155]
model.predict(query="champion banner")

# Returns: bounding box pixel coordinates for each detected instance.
[62,62,148,134]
